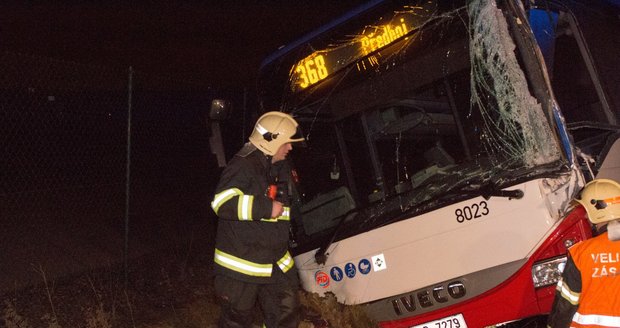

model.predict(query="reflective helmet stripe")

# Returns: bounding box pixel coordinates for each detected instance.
[255,123,268,136]
[601,196,620,205]
[214,249,273,277]
[211,188,243,214]
[277,251,295,273]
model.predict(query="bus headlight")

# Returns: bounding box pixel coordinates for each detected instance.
[531,256,566,288]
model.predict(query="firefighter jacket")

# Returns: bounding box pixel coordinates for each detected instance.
[547,231,620,327]
[210,143,296,284]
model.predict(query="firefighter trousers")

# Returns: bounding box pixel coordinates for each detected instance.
[214,271,300,328]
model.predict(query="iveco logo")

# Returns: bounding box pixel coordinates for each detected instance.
[391,280,466,315]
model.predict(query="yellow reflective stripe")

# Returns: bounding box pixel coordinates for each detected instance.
[556,279,580,305]
[278,207,291,221]
[238,195,254,220]
[573,312,620,326]
[211,188,255,221]
[211,188,243,214]
[214,249,273,277]
[259,206,291,222]
[277,251,295,273]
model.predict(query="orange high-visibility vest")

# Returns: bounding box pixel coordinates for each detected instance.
[569,232,620,327]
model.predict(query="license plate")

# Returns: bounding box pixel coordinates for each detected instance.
[411,313,468,328]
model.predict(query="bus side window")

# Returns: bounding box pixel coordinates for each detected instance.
[529,9,608,126]
[552,24,604,124]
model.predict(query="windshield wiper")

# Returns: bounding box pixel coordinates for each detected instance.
[452,179,524,200]
[476,184,523,200]
[314,208,360,265]
[413,166,523,203]
[313,173,523,265]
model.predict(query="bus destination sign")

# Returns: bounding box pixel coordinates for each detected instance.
[289,3,436,92]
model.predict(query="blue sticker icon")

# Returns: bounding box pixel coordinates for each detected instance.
[330,266,344,282]
[358,259,371,275]
[345,263,356,278]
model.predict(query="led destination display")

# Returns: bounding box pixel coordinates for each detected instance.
[290,3,436,92]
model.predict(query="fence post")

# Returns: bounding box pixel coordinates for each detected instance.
[124,67,133,286]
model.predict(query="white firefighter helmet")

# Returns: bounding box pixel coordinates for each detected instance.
[575,178,620,225]
[249,111,304,156]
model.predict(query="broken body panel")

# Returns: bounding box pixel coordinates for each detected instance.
[257,0,620,326]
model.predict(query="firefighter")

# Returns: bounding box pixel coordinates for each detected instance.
[210,111,304,328]
[547,178,620,327]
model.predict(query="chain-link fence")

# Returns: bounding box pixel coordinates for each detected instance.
[0,51,247,291]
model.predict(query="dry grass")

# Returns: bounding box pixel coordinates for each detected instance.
[299,291,376,328]
[2,300,31,328]
[1,247,376,328]
[0,246,218,328]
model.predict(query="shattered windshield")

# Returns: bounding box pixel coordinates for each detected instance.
[258,0,566,245]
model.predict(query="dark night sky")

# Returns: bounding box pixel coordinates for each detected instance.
[1,1,367,89]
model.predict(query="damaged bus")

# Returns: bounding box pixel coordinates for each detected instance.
[257,0,620,326]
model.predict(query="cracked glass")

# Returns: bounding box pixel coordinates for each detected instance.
[257,0,566,245]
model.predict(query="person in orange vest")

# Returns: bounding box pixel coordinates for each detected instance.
[547,178,620,327]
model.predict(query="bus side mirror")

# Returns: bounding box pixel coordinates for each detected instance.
[208,99,232,168]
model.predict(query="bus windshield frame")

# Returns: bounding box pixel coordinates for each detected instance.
[257,0,571,252]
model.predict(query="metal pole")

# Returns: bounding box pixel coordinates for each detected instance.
[242,87,247,142]
[124,67,133,285]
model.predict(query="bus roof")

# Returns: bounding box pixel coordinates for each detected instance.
[259,0,385,70]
